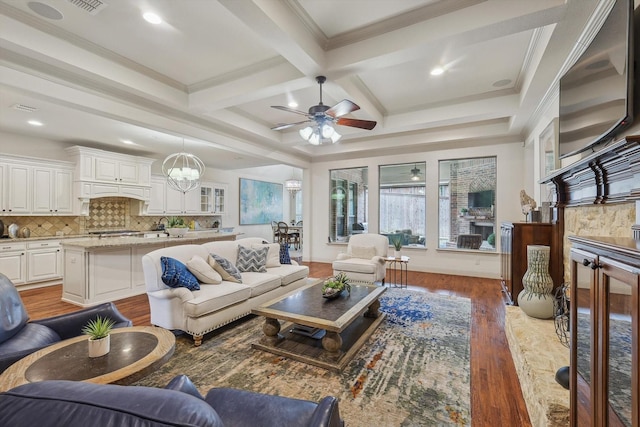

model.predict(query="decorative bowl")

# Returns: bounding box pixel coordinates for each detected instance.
[322,288,343,299]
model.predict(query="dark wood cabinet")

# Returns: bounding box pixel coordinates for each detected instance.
[568,236,639,427]
[500,222,563,305]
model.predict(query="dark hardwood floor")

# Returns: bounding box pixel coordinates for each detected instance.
[18,262,531,427]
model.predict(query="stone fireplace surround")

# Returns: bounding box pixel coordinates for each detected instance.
[541,135,640,282]
[507,136,640,426]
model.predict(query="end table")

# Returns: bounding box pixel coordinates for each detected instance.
[385,256,409,288]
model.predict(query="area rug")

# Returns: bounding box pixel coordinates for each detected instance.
[133,288,472,426]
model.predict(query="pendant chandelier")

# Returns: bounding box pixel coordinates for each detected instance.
[285,167,302,194]
[285,179,302,194]
[162,139,205,194]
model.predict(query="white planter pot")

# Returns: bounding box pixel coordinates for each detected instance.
[88,335,110,358]
[167,227,188,238]
[394,250,401,259]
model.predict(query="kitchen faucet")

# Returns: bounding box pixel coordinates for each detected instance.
[156,217,169,231]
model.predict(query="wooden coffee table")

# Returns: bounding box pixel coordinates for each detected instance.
[0,326,175,391]
[252,279,386,372]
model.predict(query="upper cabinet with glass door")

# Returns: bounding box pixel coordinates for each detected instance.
[438,157,497,251]
[200,182,226,214]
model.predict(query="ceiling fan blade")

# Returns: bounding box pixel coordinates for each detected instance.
[325,99,360,118]
[271,105,310,117]
[271,120,311,131]
[336,117,377,130]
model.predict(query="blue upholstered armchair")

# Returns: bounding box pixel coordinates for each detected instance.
[0,272,132,373]
[0,374,344,427]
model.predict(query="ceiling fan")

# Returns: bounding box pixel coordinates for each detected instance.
[271,76,377,144]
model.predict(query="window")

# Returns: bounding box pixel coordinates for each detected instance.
[329,167,368,242]
[379,162,426,248]
[438,157,496,251]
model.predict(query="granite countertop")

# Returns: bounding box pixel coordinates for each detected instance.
[59,231,241,249]
[0,234,91,243]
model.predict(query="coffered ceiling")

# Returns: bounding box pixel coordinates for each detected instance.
[0,0,601,169]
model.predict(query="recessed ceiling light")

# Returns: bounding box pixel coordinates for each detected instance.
[143,12,162,24]
[27,120,43,126]
[430,66,445,76]
[492,79,512,88]
[27,2,63,20]
[288,101,298,108]
[121,139,134,145]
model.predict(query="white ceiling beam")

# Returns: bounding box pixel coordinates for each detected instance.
[325,1,566,75]
[218,0,326,76]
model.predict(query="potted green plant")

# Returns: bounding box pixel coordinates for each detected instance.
[390,234,403,258]
[82,315,116,358]
[322,272,351,299]
[167,216,188,237]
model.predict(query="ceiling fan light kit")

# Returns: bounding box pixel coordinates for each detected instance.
[272,75,376,145]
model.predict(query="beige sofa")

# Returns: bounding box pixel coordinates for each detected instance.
[142,237,309,345]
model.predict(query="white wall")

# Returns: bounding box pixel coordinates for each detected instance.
[2,130,534,278]
[305,141,525,279]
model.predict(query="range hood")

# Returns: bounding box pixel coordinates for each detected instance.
[74,183,151,216]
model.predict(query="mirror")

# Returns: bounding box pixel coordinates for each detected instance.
[438,157,496,251]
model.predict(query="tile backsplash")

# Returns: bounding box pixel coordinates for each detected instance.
[1,197,222,237]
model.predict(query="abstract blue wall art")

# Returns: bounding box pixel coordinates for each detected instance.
[239,178,283,225]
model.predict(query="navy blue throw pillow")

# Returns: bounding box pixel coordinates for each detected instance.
[279,242,291,265]
[161,256,200,291]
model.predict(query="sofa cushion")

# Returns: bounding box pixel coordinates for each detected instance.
[161,257,200,291]
[0,380,224,427]
[239,272,281,297]
[186,256,222,284]
[332,258,377,274]
[350,245,377,259]
[279,242,292,264]
[208,254,242,283]
[267,264,309,286]
[251,243,281,267]
[236,246,268,273]
[184,283,252,317]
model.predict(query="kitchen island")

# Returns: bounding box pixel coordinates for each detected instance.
[61,231,240,306]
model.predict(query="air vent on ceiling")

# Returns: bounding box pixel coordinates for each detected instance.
[66,0,108,15]
[11,103,38,113]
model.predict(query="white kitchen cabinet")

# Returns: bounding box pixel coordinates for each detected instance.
[32,167,73,214]
[199,182,226,214]
[147,176,167,215]
[1,164,31,214]
[0,155,74,216]
[95,157,139,184]
[65,146,153,186]
[0,163,5,214]
[26,240,62,282]
[147,175,201,215]
[0,241,27,284]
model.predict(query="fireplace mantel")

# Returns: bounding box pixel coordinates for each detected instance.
[541,135,640,207]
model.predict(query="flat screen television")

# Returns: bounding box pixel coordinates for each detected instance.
[558,0,637,159]
[468,190,494,209]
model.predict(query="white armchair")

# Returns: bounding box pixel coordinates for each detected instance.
[332,233,388,284]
